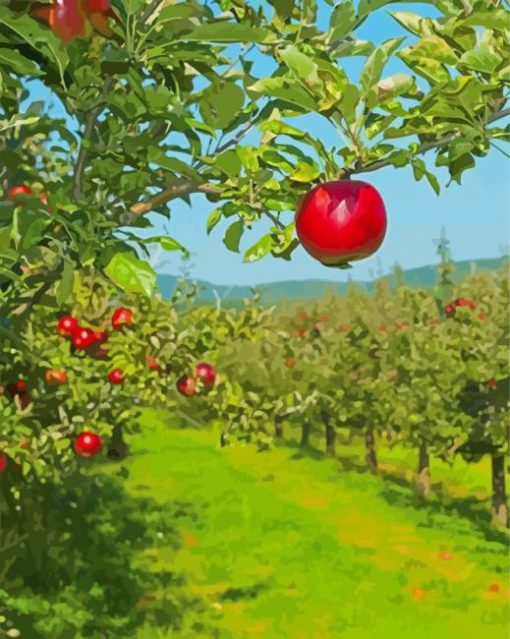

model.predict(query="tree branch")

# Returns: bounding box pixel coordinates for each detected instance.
[129,181,223,216]
[72,77,115,202]
[340,107,510,179]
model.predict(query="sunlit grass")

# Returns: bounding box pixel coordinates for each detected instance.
[107,410,509,638]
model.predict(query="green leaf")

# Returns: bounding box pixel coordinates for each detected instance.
[244,234,273,262]
[200,81,245,130]
[328,1,357,43]
[460,45,502,74]
[290,161,321,182]
[0,13,69,83]
[368,73,414,108]
[360,38,404,97]
[183,23,273,43]
[214,150,242,178]
[207,208,223,234]
[223,220,244,253]
[0,225,16,261]
[338,83,360,125]
[358,0,394,18]
[448,153,475,184]
[279,45,323,93]
[399,56,450,84]
[268,0,296,19]
[0,48,42,76]
[260,120,306,139]
[390,11,433,37]
[56,261,74,306]
[108,92,146,119]
[104,253,156,297]
[159,236,189,257]
[248,77,316,111]
[400,36,458,65]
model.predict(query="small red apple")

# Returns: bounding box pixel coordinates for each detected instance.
[111,307,134,330]
[72,327,96,350]
[0,452,8,473]
[20,440,29,450]
[7,185,32,205]
[108,368,124,384]
[488,583,500,593]
[57,315,79,338]
[74,431,102,458]
[93,330,108,344]
[6,381,30,408]
[195,362,216,387]
[146,355,161,371]
[487,379,497,389]
[439,550,451,560]
[478,311,487,320]
[177,374,196,397]
[45,369,68,384]
[285,357,297,368]
[295,180,387,266]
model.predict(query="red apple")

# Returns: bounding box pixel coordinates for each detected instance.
[195,362,216,387]
[0,453,8,473]
[57,315,79,338]
[7,185,32,205]
[488,583,500,593]
[20,440,29,450]
[285,357,297,368]
[295,180,387,266]
[93,330,108,344]
[72,327,96,350]
[177,374,196,397]
[146,355,161,371]
[74,431,102,458]
[108,368,124,384]
[111,307,134,330]
[85,0,111,12]
[478,311,488,320]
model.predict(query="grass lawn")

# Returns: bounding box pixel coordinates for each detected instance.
[103,410,509,639]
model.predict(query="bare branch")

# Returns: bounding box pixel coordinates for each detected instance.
[129,181,223,216]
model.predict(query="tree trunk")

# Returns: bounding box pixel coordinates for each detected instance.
[107,424,129,460]
[274,415,284,439]
[416,440,431,497]
[365,427,378,473]
[300,421,311,447]
[322,413,336,457]
[491,453,509,528]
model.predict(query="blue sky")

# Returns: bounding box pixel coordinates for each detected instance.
[28,1,509,285]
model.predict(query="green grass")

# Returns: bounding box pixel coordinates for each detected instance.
[103,410,509,639]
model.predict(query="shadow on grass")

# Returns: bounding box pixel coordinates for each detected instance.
[282,436,509,548]
[0,467,217,639]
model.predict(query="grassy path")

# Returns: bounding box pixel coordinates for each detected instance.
[111,411,508,639]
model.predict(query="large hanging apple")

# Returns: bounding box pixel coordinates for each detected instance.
[295,180,387,267]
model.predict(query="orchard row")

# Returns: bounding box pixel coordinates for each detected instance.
[0,264,508,524]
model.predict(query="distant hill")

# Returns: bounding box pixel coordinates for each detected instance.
[157,257,507,306]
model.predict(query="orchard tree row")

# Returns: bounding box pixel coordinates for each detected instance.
[201,261,509,527]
